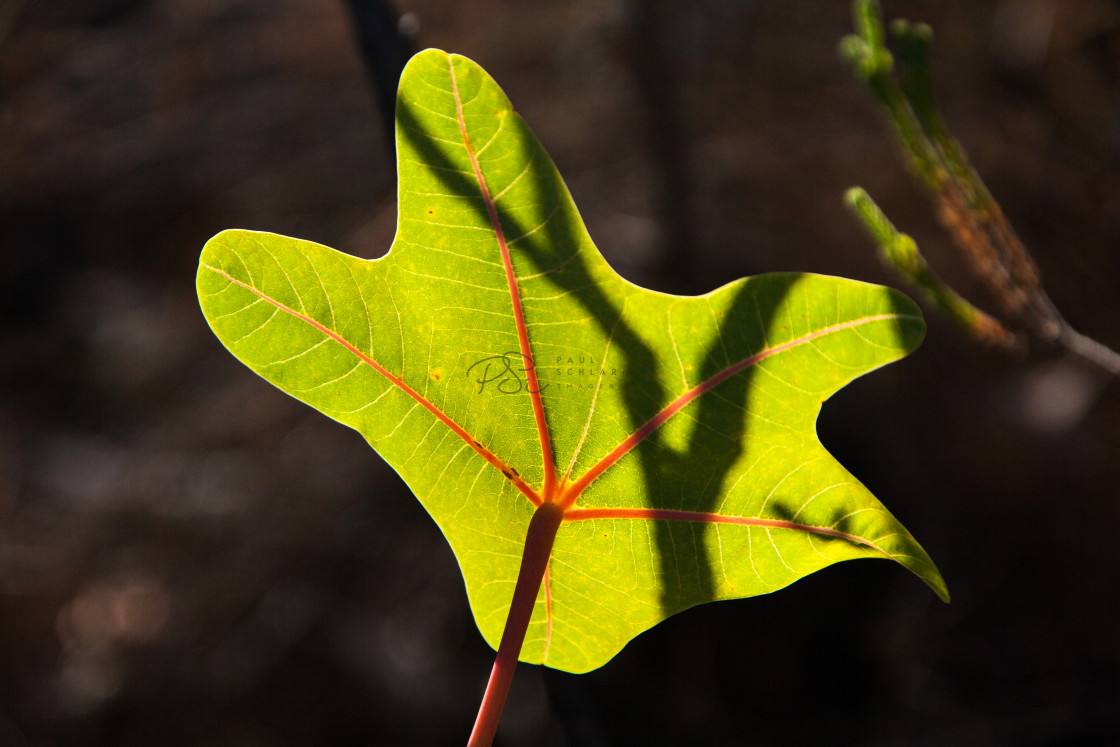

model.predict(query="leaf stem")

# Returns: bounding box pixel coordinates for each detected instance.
[468,501,564,747]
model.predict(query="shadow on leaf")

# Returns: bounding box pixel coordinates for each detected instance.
[396,95,793,617]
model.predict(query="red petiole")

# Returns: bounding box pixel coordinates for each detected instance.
[467,502,563,747]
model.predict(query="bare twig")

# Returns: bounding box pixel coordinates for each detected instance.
[840,0,1120,376]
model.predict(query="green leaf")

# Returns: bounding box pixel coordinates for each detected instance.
[197,49,947,675]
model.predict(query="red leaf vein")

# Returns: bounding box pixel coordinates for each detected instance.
[203,261,540,505]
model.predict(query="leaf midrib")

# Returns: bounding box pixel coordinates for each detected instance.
[448,53,559,502]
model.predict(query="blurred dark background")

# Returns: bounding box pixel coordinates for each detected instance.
[2,0,1119,744]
